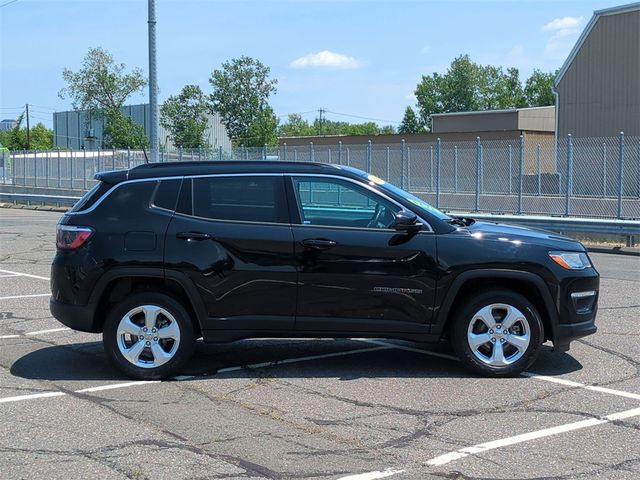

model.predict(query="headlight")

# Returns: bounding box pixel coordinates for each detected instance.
[548,251,591,270]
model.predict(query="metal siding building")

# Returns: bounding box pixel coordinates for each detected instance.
[555,3,640,137]
[54,104,232,151]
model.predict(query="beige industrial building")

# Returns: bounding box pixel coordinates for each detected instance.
[279,106,556,174]
[279,106,555,146]
[555,2,640,137]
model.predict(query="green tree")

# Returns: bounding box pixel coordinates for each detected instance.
[415,55,533,128]
[239,106,279,147]
[524,69,557,107]
[279,114,394,137]
[398,106,423,134]
[0,114,54,150]
[29,123,54,150]
[59,47,148,148]
[0,114,26,150]
[59,47,147,113]
[478,66,526,110]
[278,114,315,137]
[209,56,278,141]
[160,85,209,148]
[103,108,149,149]
[441,55,480,112]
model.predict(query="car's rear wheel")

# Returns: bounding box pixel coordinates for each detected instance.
[451,290,544,377]
[103,292,195,380]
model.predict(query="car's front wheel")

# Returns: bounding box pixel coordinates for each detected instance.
[103,292,195,380]
[451,290,544,377]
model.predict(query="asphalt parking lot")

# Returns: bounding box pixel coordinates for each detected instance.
[0,207,639,480]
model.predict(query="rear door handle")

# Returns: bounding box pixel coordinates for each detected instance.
[176,231,212,241]
[301,238,337,250]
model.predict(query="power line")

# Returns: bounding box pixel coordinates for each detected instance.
[324,110,402,125]
[29,104,58,111]
[28,115,52,123]
[275,110,317,119]
[28,109,54,116]
[0,0,19,8]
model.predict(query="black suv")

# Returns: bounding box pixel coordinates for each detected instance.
[51,161,598,379]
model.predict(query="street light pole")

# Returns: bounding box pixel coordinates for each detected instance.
[148,0,159,162]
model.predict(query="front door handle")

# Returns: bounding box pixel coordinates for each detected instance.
[301,238,337,250]
[176,231,212,241]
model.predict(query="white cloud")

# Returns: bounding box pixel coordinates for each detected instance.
[542,16,584,60]
[543,16,583,31]
[289,50,365,70]
[420,45,432,55]
[405,92,416,101]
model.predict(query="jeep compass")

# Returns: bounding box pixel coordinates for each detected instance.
[50,161,598,379]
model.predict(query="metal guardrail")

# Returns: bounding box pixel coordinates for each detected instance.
[0,192,80,207]
[1,193,638,243]
[454,213,640,237]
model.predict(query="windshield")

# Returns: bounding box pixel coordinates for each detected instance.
[340,166,451,221]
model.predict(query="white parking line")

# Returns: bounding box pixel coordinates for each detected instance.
[0,274,20,278]
[338,468,405,480]
[0,293,50,300]
[0,381,159,405]
[217,345,391,374]
[174,346,392,380]
[360,339,640,402]
[521,372,640,401]
[76,381,159,393]
[0,391,66,404]
[0,269,50,281]
[0,345,391,405]
[427,406,640,466]
[0,327,70,340]
[25,327,70,336]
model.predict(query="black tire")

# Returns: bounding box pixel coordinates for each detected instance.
[450,289,544,377]
[103,292,196,380]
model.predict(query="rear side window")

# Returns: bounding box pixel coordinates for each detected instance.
[98,182,157,216]
[191,176,288,223]
[69,182,111,213]
[152,179,181,211]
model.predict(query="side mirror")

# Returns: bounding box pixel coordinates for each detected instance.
[393,210,421,233]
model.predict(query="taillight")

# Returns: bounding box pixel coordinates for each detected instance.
[56,225,94,250]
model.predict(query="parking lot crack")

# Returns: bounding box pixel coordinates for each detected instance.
[49,388,284,479]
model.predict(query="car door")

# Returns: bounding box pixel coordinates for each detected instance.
[164,174,297,332]
[287,174,438,333]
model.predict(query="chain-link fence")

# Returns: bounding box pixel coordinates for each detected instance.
[2,134,639,219]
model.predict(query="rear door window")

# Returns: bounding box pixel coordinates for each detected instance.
[190,175,288,224]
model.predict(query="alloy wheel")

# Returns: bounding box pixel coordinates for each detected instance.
[116,305,181,369]
[466,303,531,367]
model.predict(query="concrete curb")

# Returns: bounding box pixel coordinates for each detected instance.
[0,203,68,213]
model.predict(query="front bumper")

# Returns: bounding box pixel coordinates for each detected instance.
[553,319,597,351]
[50,298,100,333]
[553,272,599,351]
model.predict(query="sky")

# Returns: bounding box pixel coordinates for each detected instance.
[0,0,626,129]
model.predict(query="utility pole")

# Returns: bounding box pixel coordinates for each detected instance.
[148,0,159,162]
[25,104,30,150]
[318,108,325,136]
